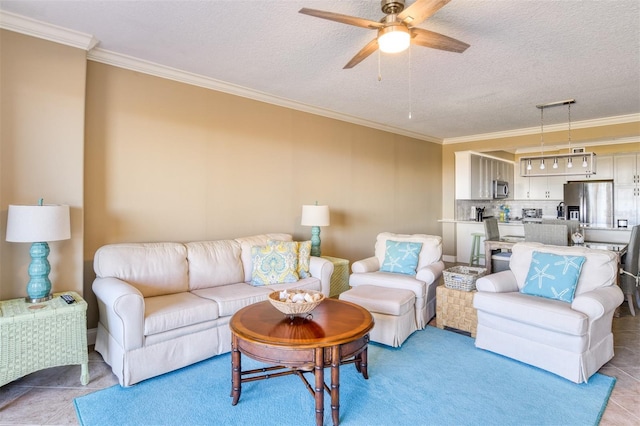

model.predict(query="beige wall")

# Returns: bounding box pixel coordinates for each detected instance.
[81,62,442,328]
[441,126,640,258]
[0,30,86,300]
[84,62,443,264]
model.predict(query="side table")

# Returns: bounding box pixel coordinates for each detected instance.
[322,256,350,298]
[0,291,89,387]
[436,285,478,337]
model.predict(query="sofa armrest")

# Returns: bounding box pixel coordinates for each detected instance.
[93,277,145,351]
[416,260,445,285]
[475,270,519,293]
[351,256,380,274]
[571,286,625,320]
[309,256,334,297]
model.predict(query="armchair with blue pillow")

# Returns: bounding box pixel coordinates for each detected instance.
[349,232,445,328]
[473,242,624,383]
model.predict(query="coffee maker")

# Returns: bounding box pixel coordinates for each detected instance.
[556,202,565,219]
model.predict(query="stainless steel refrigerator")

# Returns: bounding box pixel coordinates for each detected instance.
[563,180,614,227]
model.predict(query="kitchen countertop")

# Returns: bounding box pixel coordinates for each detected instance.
[440,219,632,231]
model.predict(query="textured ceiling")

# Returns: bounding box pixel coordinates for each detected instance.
[1,0,639,143]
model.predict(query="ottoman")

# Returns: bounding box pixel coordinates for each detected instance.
[339,285,417,347]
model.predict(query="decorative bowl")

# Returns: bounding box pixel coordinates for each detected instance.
[268,289,325,316]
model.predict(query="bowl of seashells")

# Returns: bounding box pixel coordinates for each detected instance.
[268,289,325,316]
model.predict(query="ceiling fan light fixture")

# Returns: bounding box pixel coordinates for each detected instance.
[378,25,410,53]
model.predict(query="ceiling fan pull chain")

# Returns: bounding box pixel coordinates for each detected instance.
[378,49,382,81]
[409,47,412,119]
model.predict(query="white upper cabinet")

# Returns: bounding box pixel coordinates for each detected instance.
[613,153,639,226]
[455,151,514,200]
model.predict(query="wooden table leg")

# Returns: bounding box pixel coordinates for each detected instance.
[314,347,325,426]
[360,340,369,380]
[331,345,340,426]
[231,334,241,405]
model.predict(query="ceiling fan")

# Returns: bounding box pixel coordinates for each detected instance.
[299,0,470,69]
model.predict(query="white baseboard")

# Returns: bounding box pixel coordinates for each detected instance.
[87,327,97,346]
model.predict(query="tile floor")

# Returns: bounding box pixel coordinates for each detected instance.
[1,303,638,425]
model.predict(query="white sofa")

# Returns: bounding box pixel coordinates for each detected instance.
[92,233,334,387]
[473,242,624,383]
[349,232,445,329]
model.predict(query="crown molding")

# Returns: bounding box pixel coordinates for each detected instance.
[0,10,98,50]
[514,136,640,154]
[443,113,640,145]
[88,48,441,144]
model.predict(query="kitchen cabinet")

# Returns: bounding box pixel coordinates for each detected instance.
[570,154,613,180]
[614,153,639,226]
[515,160,565,200]
[455,151,514,200]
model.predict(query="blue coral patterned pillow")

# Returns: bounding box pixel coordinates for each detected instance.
[380,240,423,275]
[250,242,299,286]
[521,251,586,302]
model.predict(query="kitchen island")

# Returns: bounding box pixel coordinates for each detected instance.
[442,219,632,266]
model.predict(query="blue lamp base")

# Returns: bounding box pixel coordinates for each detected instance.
[25,242,53,303]
[310,226,322,257]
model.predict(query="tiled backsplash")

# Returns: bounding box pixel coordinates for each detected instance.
[456,199,564,221]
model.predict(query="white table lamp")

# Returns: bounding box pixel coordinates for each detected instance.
[6,199,71,303]
[301,204,330,257]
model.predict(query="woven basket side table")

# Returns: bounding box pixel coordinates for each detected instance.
[436,285,478,337]
[0,291,89,387]
[322,256,350,298]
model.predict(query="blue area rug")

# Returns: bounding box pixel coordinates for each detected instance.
[75,326,614,426]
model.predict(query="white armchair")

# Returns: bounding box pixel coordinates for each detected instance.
[473,242,624,383]
[349,232,445,328]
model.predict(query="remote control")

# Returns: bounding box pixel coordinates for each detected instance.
[61,294,75,304]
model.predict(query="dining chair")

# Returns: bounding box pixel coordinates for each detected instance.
[620,225,640,316]
[524,223,569,246]
[484,218,511,272]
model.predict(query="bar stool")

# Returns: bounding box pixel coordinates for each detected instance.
[469,232,484,266]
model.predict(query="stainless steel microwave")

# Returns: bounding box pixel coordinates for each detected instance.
[493,180,509,199]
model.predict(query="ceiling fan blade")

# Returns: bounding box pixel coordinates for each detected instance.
[344,38,379,69]
[299,8,383,29]
[411,27,469,53]
[398,0,452,27]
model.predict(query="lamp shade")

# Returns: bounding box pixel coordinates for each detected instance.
[301,205,330,227]
[6,204,71,243]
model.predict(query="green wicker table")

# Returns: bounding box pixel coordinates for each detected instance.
[322,256,350,298]
[0,291,89,386]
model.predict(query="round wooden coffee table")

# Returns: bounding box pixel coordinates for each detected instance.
[230,297,374,426]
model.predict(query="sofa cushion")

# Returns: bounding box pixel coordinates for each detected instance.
[473,291,588,336]
[349,271,426,298]
[144,292,219,336]
[521,251,586,303]
[380,240,423,275]
[235,233,292,283]
[509,242,617,296]
[93,243,188,298]
[192,283,271,317]
[251,242,299,286]
[186,240,244,290]
[374,233,442,272]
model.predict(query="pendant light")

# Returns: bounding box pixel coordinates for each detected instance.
[519,99,596,176]
[538,106,545,169]
[567,102,573,168]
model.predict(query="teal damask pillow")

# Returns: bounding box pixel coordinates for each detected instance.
[380,240,423,275]
[521,251,586,302]
[296,240,312,278]
[250,242,299,286]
